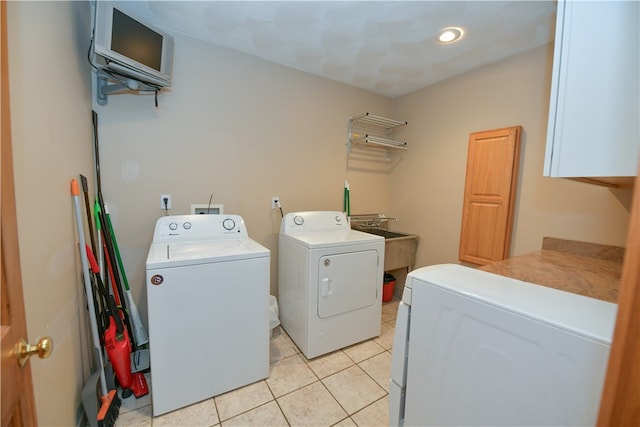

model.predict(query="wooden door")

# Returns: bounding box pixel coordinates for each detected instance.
[1,1,38,425]
[459,126,521,265]
[597,173,640,425]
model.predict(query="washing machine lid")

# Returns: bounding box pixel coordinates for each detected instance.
[146,238,269,269]
[405,263,617,343]
[281,228,383,249]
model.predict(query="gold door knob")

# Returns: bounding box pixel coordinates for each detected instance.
[16,336,53,367]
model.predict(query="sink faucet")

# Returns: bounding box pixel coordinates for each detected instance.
[349,214,398,229]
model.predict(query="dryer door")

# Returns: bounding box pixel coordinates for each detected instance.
[317,250,379,318]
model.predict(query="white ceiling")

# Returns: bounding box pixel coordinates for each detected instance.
[119,1,557,98]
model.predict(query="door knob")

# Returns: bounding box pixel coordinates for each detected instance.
[16,336,53,367]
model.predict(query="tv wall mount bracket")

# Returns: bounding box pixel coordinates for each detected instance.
[96,71,160,106]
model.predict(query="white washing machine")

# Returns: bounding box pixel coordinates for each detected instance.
[390,264,616,426]
[146,214,270,416]
[278,211,384,359]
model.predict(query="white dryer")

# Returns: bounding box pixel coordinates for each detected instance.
[146,214,270,416]
[278,211,384,359]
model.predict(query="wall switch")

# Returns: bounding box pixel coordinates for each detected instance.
[271,196,280,209]
[161,194,172,210]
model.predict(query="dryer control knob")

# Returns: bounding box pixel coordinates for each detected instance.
[222,218,236,230]
[293,215,304,226]
[169,222,178,231]
[183,222,192,230]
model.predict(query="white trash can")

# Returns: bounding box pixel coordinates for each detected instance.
[269,295,280,335]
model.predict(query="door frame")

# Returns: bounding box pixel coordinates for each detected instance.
[1,0,39,424]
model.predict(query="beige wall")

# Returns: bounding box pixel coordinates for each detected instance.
[390,44,632,271]
[8,1,93,425]
[95,35,392,322]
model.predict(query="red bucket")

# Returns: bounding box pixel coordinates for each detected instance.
[383,273,396,302]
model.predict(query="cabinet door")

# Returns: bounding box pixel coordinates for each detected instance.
[459,126,521,265]
[544,0,639,179]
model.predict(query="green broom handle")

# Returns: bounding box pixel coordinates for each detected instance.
[104,210,130,291]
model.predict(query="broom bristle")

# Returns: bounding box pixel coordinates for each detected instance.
[97,390,121,427]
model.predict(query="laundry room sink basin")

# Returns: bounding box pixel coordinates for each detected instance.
[358,229,409,239]
[356,228,418,271]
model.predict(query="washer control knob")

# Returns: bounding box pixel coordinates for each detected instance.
[222,218,236,230]
[169,222,178,231]
[293,215,304,226]
[335,215,342,222]
[183,222,192,230]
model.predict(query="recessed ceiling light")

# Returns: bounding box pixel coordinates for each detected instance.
[436,27,464,44]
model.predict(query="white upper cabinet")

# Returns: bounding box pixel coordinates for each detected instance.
[544,0,639,186]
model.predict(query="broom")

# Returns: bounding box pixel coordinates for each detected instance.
[72,178,120,426]
[91,191,149,397]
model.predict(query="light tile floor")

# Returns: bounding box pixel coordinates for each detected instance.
[116,300,399,427]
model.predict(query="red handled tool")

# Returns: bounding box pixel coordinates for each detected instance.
[86,245,148,398]
[72,178,120,427]
[86,244,134,396]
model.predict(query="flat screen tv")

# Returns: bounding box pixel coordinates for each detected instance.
[93,1,174,88]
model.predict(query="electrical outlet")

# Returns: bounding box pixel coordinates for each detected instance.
[271,196,280,209]
[161,194,172,210]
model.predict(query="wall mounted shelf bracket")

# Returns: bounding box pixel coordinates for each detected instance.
[96,74,132,106]
[96,71,159,106]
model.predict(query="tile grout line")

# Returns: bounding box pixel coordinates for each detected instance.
[128,309,398,426]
